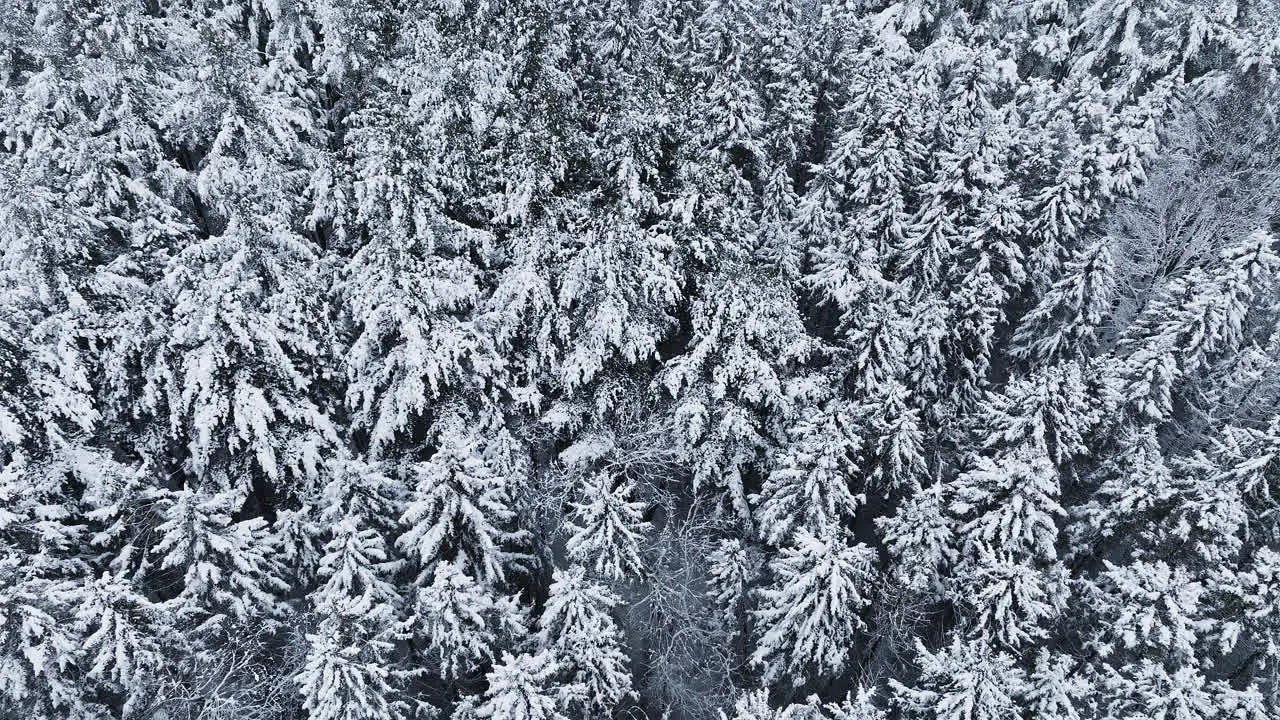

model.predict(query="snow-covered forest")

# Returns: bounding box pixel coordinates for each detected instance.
[3,0,1280,718]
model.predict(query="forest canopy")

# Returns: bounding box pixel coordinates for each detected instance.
[3,1,1280,719]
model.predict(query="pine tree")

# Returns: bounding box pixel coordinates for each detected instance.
[753,0,815,278]
[341,228,491,455]
[891,639,1026,720]
[803,24,927,333]
[408,561,520,681]
[944,448,1068,647]
[74,571,172,717]
[825,686,888,720]
[564,472,650,580]
[0,568,101,717]
[692,0,767,182]
[1073,423,1245,567]
[708,538,756,626]
[948,449,1064,565]
[120,0,337,500]
[1012,238,1115,365]
[722,688,779,720]
[1206,546,1280,697]
[754,402,863,545]
[152,489,288,634]
[863,382,929,491]
[298,521,401,717]
[534,567,633,714]
[752,530,877,686]
[297,625,399,720]
[470,651,568,720]
[397,424,527,585]
[980,362,1100,467]
[661,271,815,524]
[1116,229,1279,423]
[1084,560,1208,663]
[1024,650,1086,720]
[2,0,1280,717]
[878,483,956,597]
[559,222,683,396]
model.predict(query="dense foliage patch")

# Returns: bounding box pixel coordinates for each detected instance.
[3,1,1280,719]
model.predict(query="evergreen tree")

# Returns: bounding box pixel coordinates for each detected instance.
[408,560,521,682]
[878,483,956,597]
[297,458,404,720]
[891,639,1026,720]
[564,472,651,580]
[752,530,878,686]
[1011,239,1115,365]
[152,489,288,634]
[754,402,863,545]
[534,567,633,714]
[468,651,568,720]
[397,424,528,585]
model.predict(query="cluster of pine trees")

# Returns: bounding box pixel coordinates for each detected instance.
[4,0,1280,718]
